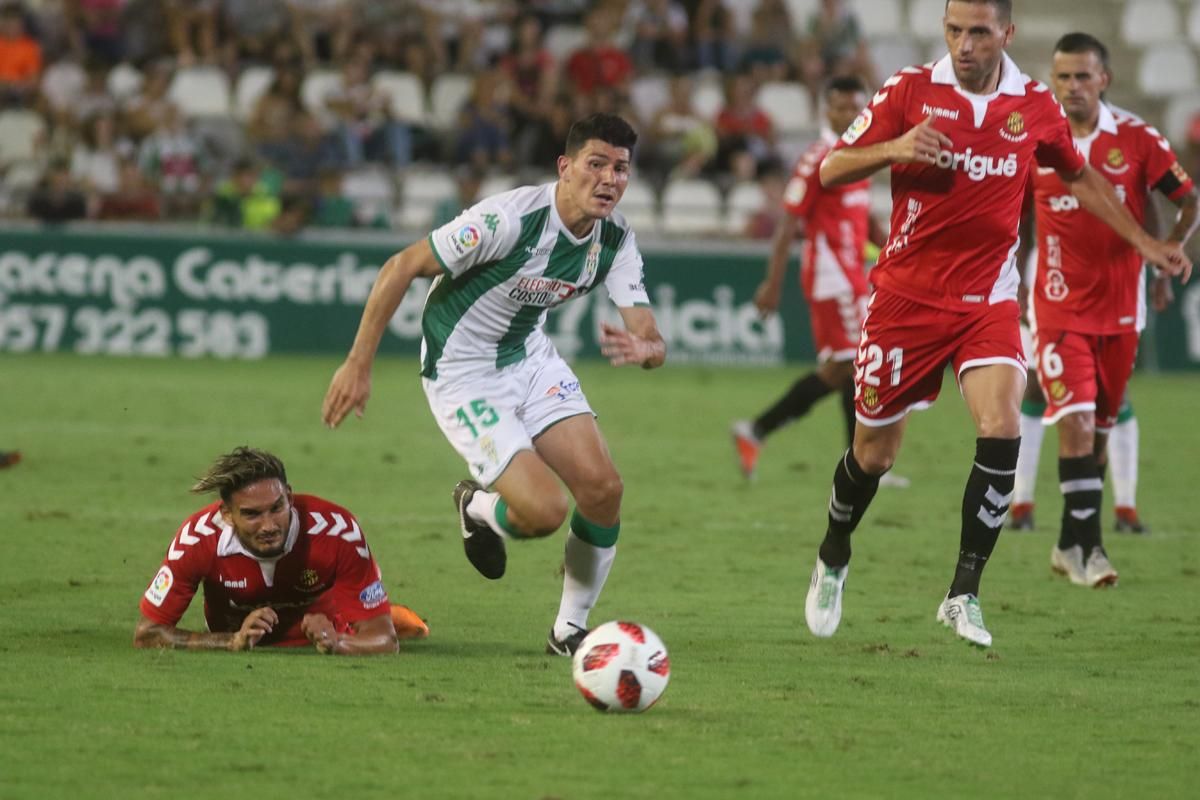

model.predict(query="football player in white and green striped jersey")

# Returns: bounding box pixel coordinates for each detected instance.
[323,113,666,656]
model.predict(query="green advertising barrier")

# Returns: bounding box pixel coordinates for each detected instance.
[0,225,813,364]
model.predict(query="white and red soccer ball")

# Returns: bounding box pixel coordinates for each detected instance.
[571,621,670,713]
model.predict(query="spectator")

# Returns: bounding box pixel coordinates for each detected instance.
[324,56,412,167]
[692,0,740,73]
[520,90,573,168]
[431,163,483,228]
[627,0,689,72]
[219,0,290,68]
[715,71,776,180]
[798,0,877,98]
[647,73,717,180]
[1187,111,1200,182]
[26,158,88,222]
[70,110,128,198]
[310,166,353,227]
[262,110,345,195]
[95,158,161,220]
[419,0,516,73]
[121,59,172,139]
[209,156,281,230]
[75,0,127,65]
[565,6,633,97]
[453,66,512,170]
[247,62,304,158]
[163,0,217,67]
[0,3,43,107]
[499,13,557,168]
[119,0,172,65]
[355,0,433,73]
[26,0,76,61]
[740,163,786,239]
[139,102,205,217]
[72,58,117,125]
[739,0,791,85]
[286,0,354,67]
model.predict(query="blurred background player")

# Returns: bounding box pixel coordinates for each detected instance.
[1019,33,1197,586]
[731,75,906,488]
[134,447,428,655]
[322,114,665,657]
[803,0,1190,648]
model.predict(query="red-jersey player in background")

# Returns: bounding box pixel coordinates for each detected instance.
[134,447,428,654]
[1022,33,1198,587]
[731,75,896,482]
[804,0,1190,647]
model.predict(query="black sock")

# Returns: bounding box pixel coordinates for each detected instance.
[1058,455,1103,552]
[753,373,834,440]
[839,383,857,448]
[949,437,1020,598]
[818,449,881,568]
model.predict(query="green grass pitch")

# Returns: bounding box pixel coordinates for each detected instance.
[1,354,1197,799]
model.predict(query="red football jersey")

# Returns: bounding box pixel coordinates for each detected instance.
[783,131,871,300]
[831,54,1085,311]
[139,494,389,646]
[1031,103,1194,334]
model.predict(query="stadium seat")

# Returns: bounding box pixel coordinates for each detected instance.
[234,65,274,122]
[1120,0,1182,46]
[692,78,725,121]
[428,73,474,131]
[342,167,397,227]
[1137,45,1198,98]
[725,181,766,235]
[783,0,820,35]
[301,68,344,127]
[615,181,659,234]
[39,59,85,113]
[870,35,922,78]
[167,66,231,118]
[372,70,427,126]
[478,173,517,198]
[1190,1,1200,46]
[849,0,903,39]
[106,62,143,102]
[1163,91,1200,146]
[630,75,670,125]
[908,0,946,40]
[0,110,45,168]
[543,24,588,63]
[661,178,723,235]
[756,82,813,135]
[397,169,455,229]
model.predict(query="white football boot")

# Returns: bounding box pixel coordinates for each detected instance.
[937,593,993,648]
[805,558,848,637]
[1084,547,1119,588]
[1050,544,1088,586]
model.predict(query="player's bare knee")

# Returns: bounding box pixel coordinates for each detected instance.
[574,473,624,521]
[523,493,570,537]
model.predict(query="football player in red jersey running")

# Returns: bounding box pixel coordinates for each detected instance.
[731,75,897,482]
[1021,33,1197,587]
[134,447,428,654]
[803,0,1191,647]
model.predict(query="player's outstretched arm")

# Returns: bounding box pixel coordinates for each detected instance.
[820,116,953,187]
[756,214,801,317]
[600,306,666,369]
[322,239,444,428]
[302,613,399,655]
[133,607,278,652]
[1066,165,1193,282]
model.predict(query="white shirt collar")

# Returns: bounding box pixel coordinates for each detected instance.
[1095,102,1118,135]
[930,51,1027,97]
[215,507,300,562]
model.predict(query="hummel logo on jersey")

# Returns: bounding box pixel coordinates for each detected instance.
[935,148,1018,182]
[921,103,960,121]
[223,577,248,589]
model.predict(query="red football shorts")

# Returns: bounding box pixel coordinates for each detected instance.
[809,292,867,363]
[1032,329,1138,431]
[854,289,1025,426]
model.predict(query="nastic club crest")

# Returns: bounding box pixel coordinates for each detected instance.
[1107,148,1125,169]
[1006,112,1024,136]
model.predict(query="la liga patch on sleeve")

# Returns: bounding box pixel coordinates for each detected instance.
[144,566,173,607]
[842,109,873,144]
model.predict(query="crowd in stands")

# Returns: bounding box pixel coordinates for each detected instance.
[1,0,1197,238]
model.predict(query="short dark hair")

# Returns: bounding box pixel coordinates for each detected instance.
[192,447,288,503]
[945,0,1012,24]
[825,75,868,99]
[565,113,638,157]
[1053,32,1110,72]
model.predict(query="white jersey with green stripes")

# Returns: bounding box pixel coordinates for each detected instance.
[422,182,650,380]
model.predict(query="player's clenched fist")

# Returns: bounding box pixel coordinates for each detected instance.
[302,613,340,654]
[230,607,278,651]
[892,116,954,166]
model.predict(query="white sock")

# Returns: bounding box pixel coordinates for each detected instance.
[466,491,513,540]
[553,530,615,640]
[1108,416,1139,509]
[1013,413,1045,505]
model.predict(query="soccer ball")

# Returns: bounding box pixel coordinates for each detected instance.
[571,621,670,713]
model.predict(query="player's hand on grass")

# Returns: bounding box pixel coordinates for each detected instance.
[1139,239,1192,283]
[892,116,953,166]
[302,613,339,655]
[230,607,278,652]
[322,359,371,428]
[753,280,782,317]
[599,322,661,367]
